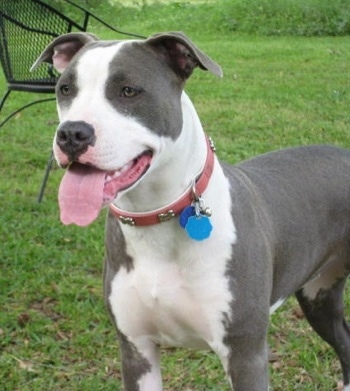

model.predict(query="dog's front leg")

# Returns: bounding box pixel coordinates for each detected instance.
[118,332,162,391]
[224,334,269,390]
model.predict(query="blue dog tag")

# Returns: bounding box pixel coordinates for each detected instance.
[185,214,213,241]
[179,205,195,228]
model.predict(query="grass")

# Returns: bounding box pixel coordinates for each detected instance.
[1,1,350,390]
[220,0,350,36]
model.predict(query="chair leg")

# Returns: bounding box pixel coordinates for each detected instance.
[0,97,56,128]
[0,89,11,112]
[37,150,54,203]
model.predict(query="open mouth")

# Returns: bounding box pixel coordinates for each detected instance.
[103,151,153,202]
[58,151,153,227]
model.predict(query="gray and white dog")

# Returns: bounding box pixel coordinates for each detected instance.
[33,31,350,390]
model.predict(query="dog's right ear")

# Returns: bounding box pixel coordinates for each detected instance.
[145,32,223,80]
[31,32,98,74]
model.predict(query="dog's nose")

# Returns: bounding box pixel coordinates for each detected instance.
[56,121,96,159]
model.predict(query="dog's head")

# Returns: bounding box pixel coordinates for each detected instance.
[32,32,222,226]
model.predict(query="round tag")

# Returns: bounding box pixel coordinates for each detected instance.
[185,215,213,241]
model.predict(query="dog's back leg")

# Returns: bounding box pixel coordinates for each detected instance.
[296,277,350,389]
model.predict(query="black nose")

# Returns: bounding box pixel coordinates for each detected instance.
[56,121,96,160]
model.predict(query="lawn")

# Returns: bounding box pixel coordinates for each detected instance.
[1,1,350,390]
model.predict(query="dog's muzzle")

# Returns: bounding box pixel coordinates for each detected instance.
[56,120,96,161]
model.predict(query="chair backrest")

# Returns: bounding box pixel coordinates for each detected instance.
[0,0,93,88]
[0,0,143,90]
[0,0,100,90]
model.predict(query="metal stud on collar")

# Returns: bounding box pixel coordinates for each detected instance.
[208,136,216,152]
[119,216,135,226]
[158,210,176,222]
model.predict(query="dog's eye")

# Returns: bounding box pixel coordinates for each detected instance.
[121,87,139,98]
[60,84,70,96]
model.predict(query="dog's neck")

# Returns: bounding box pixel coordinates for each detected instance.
[112,92,209,213]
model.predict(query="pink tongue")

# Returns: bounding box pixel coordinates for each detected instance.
[59,164,106,227]
[58,154,152,227]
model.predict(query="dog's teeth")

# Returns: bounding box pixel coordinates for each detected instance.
[105,156,141,182]
[106,172,119,182]
[120,161,133,173]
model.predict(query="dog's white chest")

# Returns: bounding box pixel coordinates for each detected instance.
[113,260,212,348]
[109,217,235,351]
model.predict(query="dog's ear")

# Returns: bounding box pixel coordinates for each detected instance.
[145,32,223,80]
[31,32,98,74]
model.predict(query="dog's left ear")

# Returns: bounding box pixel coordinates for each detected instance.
[145,32,223,80]
[31,32,98,73]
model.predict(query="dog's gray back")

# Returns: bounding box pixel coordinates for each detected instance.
[224,145,350,306]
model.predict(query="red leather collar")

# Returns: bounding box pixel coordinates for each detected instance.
[109,136,216,226]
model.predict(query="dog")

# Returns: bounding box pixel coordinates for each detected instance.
[32,31,350,390]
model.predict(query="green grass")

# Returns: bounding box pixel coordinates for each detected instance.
[220,0,350,36]
[1,1,350,390]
